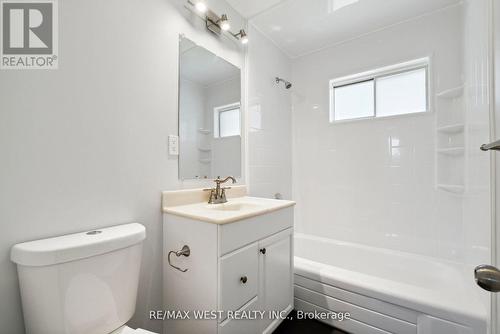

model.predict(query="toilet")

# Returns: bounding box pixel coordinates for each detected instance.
[11,223,156,334]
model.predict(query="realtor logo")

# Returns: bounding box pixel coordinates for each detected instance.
[1,0,58,69]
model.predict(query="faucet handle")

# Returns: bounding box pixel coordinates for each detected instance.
[203,188,216,204]
[220,188,228,203]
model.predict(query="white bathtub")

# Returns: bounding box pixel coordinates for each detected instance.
[293,233,488,334]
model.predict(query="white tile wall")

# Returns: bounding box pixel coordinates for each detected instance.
[462,0,492,267]
[247,25,293,199]
[460,0,492,314]
[291,5,466,260]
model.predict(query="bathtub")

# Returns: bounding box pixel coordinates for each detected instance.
[293,233,488,334]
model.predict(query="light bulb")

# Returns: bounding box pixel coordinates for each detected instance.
[195,1,207,13]
[220,14,230,31]
[239,30,248,44]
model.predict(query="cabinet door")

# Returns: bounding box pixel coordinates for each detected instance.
[259,228,293,333]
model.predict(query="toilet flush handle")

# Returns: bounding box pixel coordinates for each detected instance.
[168,245,190,273]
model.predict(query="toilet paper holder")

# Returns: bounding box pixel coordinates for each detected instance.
[168,245,190,272]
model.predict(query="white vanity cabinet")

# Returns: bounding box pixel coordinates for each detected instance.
[163,196,294,334]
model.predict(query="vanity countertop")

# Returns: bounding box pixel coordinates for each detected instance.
[162,187,295,224]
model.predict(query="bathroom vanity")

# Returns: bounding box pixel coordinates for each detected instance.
[167,35,295,334]
[162,186,295,334]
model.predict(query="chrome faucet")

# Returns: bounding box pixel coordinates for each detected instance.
[204,176,236,204]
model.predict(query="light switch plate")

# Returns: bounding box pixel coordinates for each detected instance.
[168,135,179,155]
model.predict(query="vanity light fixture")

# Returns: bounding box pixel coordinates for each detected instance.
[185,0,248,45]
[234,29,248,44]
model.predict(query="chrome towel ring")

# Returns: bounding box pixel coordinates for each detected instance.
[168,245,190,272]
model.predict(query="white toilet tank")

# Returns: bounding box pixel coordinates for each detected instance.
[11,223,146,334]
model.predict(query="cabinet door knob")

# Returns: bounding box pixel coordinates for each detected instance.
[240,276,248,284]
[260,248,266,255]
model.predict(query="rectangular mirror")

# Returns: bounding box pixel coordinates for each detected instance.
[178,37,242,180]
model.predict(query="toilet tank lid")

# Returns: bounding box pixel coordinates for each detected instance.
[11,223,146,267]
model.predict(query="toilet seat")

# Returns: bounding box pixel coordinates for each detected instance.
[110,325,157,334]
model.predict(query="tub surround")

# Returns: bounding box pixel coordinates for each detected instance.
[162,186,295,224]
[291,5,465,261]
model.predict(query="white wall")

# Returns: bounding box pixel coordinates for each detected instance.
[462,0,493,314]
[0,0,245,332]
[291,5,466,259]
[247,25,293,199]
[494,0,500,329]
[462,0,492,267]
[179,78,206,179]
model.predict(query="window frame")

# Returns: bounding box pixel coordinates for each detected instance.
[329,58,430,123]
[213,102,241,138]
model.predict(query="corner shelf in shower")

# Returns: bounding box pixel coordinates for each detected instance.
[436,123,465,134]
[435,83,466,196]
[198,129,211,135]
[436,147,465,156]
[198,147,212,152]
[199,158,211,164]
[437,184,465,194]
[436,85,464,99]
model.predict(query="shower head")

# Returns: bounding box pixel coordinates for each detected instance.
[275,77,292,89]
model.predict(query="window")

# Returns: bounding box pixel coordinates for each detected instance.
[330,58,429,122]
[214,103,241,138]
[334,80,374,121]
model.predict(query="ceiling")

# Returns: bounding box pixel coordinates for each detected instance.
[229,0,461,58]
[180,39,240,86]
[225,0,288,18]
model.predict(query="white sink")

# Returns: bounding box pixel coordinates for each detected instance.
[162,187,295,224]
[205,201,263,212]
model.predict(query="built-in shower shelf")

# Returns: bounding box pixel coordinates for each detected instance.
[199,158,211,163]
[437,184,465,193]
[435,84,466,196]
[436,147,465,156]
[198,147,211,152]
[198,129,211,134]
[437,124,465,134]
[436,85,464,99]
